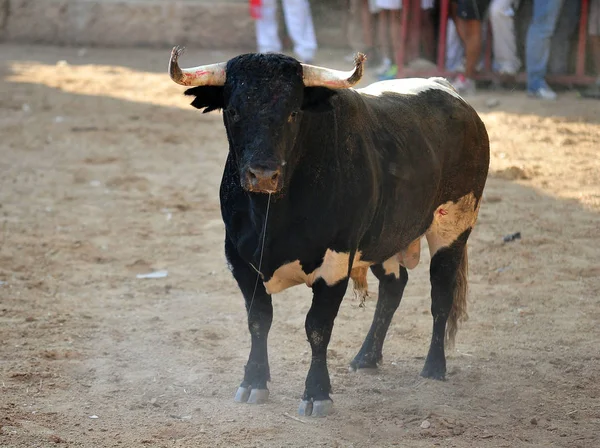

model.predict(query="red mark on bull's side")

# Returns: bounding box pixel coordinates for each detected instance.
[438,208,448,216]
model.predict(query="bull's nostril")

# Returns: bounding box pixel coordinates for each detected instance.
[246,166,281,191]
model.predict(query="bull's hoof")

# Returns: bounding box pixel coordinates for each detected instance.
[298,399,333,418]
[234,386,251,403]
[349,353,381,371]
[420,363,446,381]
[247,388,269,404]
[234,387,270,404]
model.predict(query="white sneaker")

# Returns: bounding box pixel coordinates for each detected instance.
[374,57,392,76]
[452,75,476,96]
[528,85,557,100]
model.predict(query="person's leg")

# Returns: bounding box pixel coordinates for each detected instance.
[525,0,565,96]
[255,0,282,54]
[489,0,521,74]
[456,0,490,79]
[462,20,483,79]
[452,0,490,94]
[389,8,402,69]
[346,0,364,54]
[593,36,600,75]
[366,1,384,66]
[548,0,580,75]
[420,2,436,62]
[282,0,318,62]
[446,17,466,72]
[591,0,600,77]
[362,0,376,49]
[584,0,600,97]
[375,9,393,74]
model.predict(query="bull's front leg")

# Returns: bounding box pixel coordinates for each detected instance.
[225,238,273,405]
[299,277,349,417]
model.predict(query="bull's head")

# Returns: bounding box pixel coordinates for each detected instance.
[169,46,365,194]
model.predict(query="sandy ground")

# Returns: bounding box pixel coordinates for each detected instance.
[0,44,599,448]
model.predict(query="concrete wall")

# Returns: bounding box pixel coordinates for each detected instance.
[0,0,348,50]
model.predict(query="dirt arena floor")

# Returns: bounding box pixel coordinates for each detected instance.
[0,44,599,447]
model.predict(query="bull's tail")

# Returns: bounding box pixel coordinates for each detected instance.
[446,243,469,348]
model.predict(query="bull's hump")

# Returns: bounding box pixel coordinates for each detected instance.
[357,77,464,102]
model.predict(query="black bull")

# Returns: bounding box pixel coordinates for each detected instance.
[172,51,490,417]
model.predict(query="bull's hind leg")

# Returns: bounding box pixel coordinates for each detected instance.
[225,239,272,405]
[350,262,408,370]
[421,229,470,379]
[421,193,479,379]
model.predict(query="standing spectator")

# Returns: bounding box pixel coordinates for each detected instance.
[376,0,437,80]
[549,0,581,75]
[525,0,565,100]
[254,0,317,63]
[345,0,382,67]
[584,0,600,97]
[451,0,492,95]
[489,0,521,76]
[374,0,403,80]
[446,18,466,72]
[406,0,436,65]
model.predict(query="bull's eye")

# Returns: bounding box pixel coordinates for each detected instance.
[226,108,240,123]
[288,111,298,123]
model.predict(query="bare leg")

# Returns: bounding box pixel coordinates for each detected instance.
[361,0,374,49]
[584,35,600,97]
[591,36,600,76]
[457,18,483,79]
[421,8,435,62]
[378,11,390,62]
[390,9,402,65]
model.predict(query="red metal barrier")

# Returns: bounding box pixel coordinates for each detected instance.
[396,0,596,85]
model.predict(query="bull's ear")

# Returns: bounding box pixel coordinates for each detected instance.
[184,86,224,113]
[302,87,337,112]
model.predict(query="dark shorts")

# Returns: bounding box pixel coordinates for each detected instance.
[454,0,491,20]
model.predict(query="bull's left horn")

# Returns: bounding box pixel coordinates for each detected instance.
[301,53,366,89]
[169,46,227,87]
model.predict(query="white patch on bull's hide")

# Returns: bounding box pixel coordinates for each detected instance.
[358,77,464,101]
[382,257,400,278]
[263,260,306,294]
[264,250,370,295]
[426,192,479,256]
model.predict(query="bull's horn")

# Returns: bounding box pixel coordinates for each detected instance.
[169,46,227,87]
[301,53,366,89]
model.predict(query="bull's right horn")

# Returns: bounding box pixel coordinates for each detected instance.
[301,53,366,89]
[169,46,227,87]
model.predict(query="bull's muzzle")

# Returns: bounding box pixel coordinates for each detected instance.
[244,165,282,194]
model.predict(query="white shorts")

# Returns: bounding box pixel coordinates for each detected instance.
[373,0,435,11]
[375,0,401,9]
